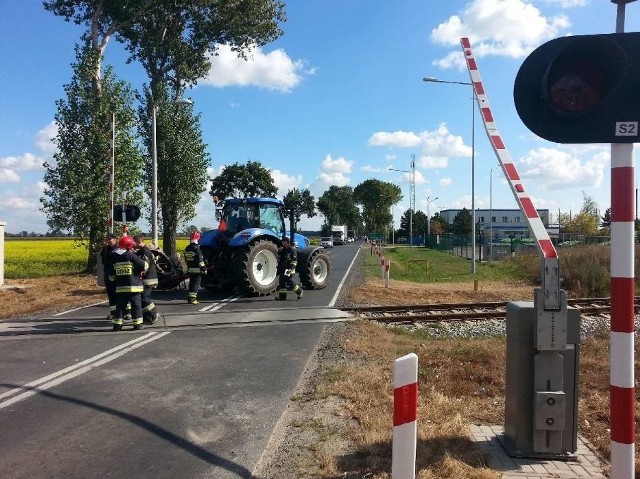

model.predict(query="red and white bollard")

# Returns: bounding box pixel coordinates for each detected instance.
[392,353,418,479]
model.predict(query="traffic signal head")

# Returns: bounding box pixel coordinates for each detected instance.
[514,33,640,143]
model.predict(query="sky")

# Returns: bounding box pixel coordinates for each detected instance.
[1,0,639,235]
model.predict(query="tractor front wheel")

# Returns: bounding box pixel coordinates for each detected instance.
[234,239,279,295]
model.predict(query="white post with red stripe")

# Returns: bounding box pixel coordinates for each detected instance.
[610,143,635,479]
[392,353,418,479]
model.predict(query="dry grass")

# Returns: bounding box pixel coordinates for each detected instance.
[0,274,106,319]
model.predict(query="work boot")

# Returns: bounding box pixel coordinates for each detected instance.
[112,324,122,332]
[297,289,303,300]
[133,323,144,331]
[188,299,199,305]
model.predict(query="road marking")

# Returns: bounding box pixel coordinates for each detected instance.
[52,300,108,316]
[0,332,170,409]
[199,294,243,312]
[329,248,360,307]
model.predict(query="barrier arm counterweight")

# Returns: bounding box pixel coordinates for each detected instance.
[460,37,561,312]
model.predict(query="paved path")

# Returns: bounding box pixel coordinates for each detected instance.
[470,425,607,478]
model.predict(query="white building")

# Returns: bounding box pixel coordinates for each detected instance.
[438,208,552,241]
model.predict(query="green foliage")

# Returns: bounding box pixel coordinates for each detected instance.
[209,161,278,200]
[40,43,144,272]
[316,186,362,231]
[283,188,316,230]
[138,84,210,257]
[451,208,472,234]
[353,179,402,233]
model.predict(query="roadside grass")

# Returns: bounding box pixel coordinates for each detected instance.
[303,245,639,478]
[365,244,531,285]
[367,243,640,297]
[4,238,190,279]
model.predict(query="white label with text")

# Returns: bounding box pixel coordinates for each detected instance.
[616,122,638,136]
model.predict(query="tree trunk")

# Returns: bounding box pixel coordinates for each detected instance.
[163,221,177,259]
[86,225,101,273]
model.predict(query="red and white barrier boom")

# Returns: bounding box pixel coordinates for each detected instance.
[461,38,577,459]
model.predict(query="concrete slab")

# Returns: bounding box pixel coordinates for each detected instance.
[0,307,354,336]
[469,424,607,478]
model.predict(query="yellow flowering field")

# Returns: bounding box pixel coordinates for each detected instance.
[4,238,190,279]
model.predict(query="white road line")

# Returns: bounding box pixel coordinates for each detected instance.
[329,248,360,307]
[0,332,170,409]
[199,294,243,312]
[52,300,108,316]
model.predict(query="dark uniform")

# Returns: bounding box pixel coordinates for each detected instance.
[134,236,159,324]
[275,237,303,301]
[100,234,118,320]
[184,231,206,305]
[107,236,148,331]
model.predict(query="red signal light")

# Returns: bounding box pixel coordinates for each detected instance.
[547,60,604,113]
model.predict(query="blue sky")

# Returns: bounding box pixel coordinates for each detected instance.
[1,0,639,234]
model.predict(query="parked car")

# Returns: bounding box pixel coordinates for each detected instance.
[321,236,334,248]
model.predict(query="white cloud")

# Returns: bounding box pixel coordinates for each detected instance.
[431,0,571,69]
[202,44,309,92]
[361,165,383,173]
[371,124,471,170]
[0,152,44,171]
[321,154,353,173]
[35,121,57,156]
[439,178,453,186]
[0,168,20,183]
[368,131,421,147]
[270,168,303,195]
[543,0,587,7]
[517,147,607,190]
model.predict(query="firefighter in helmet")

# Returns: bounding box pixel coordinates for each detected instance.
[133,235,159,324]
[100,233,118,320]
[107,235,148,331]
[275,236,303,301]
[184,230,206,305]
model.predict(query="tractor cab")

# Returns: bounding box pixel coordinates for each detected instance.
[218,199,285,237]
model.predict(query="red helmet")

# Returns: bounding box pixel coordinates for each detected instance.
[119,236,135,250]
[190,231,201,241]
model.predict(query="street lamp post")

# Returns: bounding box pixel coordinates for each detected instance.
[151,98,193,246]
[389,156,415,246]
[423,76,476,273]
[426,196,438,236]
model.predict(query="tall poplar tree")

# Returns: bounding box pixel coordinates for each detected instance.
[41,44,144,271]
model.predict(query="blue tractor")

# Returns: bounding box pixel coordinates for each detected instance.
[199,197,331,296]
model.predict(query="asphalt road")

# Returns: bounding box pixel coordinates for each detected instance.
[0,242,363,478]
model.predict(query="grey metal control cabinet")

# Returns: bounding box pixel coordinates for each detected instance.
[504,293,580,458]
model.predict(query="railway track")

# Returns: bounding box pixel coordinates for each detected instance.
[342,297,638,323]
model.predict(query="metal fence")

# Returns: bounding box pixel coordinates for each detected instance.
[424,233,616,262]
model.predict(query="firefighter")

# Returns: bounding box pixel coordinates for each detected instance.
[107,235,148,331]
[133,235,159,324]
[275,236,303,301]
[184,231,206,305]
[100,233,118,321]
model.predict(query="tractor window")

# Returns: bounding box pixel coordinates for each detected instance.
[259,204,284,235]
